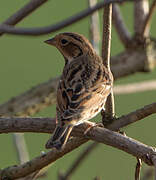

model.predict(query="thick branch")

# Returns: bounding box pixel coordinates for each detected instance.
[0,117,156,179]
[0,0,48,36]
[112,4,132,47]
[0,0,132,36]
[1,103,155,134]
[0,77,58,117]
[111,39,156,79]
[0,102,155,178]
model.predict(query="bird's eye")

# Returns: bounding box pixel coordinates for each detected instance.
[61,39,68,45]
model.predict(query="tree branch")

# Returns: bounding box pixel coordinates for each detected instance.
[135,158,142,180]
[0,0,132,36]
[88,0,100,55]
[114,80,156,94]
[102,4,112,70]
[107,102,156,131]
[0,137,88,180]
[0,0,48,36]
[112,4,132,47]
[134,0,149,36]
[141,0,156,38]
[0,102,155,134]
[12,133,29,164]
[1,115,156,179]
[111,40,156,79]
[101,3,115,120]
[0,102,155,179]
[0,77,58,117]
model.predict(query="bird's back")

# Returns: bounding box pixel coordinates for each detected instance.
[56,53,112,126]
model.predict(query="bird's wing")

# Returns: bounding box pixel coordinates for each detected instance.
[56,55,112,125]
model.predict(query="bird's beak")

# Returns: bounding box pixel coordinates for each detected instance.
[44,37,56,46]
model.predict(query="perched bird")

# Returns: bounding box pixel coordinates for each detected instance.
[45,32,113,150]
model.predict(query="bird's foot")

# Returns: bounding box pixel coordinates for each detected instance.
[83,121,101,136]
[101,110,117,127]
[119,130,127,136]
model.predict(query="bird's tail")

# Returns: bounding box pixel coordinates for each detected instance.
[45,125,73,150]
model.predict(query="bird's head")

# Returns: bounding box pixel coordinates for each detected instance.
[44,32,95,64]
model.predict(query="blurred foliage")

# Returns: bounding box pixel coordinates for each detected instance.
[0,0,155,179]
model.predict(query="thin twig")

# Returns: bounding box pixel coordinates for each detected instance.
[0,0,132,36]
[141,0,156,37]
[12,133,29,164]
[112,4,132,47]
[88,0,100,54]
[0,137,88,180]
[60,142,98,180]
[135,158,142,180]
[102,4,112,70]
[101,3,115,121]
[107,102,156,131]
[134,0,149,35]
[0,0,48,36]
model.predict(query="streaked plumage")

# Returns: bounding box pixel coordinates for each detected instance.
[45,32,113,150]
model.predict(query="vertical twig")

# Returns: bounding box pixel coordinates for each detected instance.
[134,0,149,36]
[141,0,156,38]
[102,4,112,70]
[12,133,29,164]
[135,158,142,180]
[101,4,115,121]
[88,0,100,54]
[112,4,132,48]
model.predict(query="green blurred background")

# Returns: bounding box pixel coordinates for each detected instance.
[0,0,156,179]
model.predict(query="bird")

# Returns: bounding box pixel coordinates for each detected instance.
[44,32,113,150]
